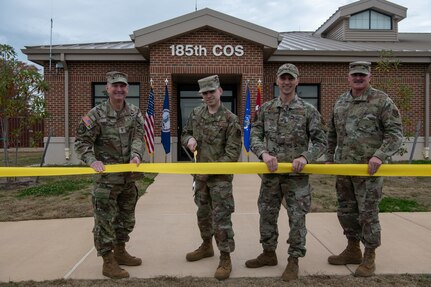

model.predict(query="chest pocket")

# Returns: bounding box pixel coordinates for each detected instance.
[99,118,119,143]
[201,120,227,144]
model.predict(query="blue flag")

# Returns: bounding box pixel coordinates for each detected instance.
[161,82,171,154]
[243,82,251,155]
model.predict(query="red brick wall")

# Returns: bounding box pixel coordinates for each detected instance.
[149,27,264,136]
[42,30,430,139]
[44,62,149,138]
[263,62,428,135]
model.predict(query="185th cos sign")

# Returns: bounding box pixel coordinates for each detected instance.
[170,45,244,57]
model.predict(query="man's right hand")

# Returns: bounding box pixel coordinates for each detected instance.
[187,138,197,153]
[90,160,105,173]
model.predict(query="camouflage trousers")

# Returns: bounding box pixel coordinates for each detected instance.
[91,182,139,256]
[335,176,384,249]
[194,175,235,253]
[258,173,311,258]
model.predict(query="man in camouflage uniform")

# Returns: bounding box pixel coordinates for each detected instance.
[75,71,146,279]
[181,75,242,281]
[326,61,403,277]
[245,63,327,282]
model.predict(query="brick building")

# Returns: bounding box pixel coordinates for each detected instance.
[23,0,431,164]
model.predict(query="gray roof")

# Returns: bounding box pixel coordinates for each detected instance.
[270,32,431,63]
[23,31,431,65]
[23,41,144,65]
[314,0,407,37]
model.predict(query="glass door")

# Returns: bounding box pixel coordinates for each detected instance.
[177,84,236,161]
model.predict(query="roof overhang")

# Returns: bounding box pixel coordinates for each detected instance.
[269,50,431,63]
[132,8,281,60]
[22,42,145,66]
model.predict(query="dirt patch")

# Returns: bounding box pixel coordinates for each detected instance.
[1,274,431,287]
[1,174,430,222]
[0,174,156,221]
[309,174,431,212]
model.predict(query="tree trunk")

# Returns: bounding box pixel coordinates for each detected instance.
[0,117,10,167]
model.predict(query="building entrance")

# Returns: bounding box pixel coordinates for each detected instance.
[177,83,237,161]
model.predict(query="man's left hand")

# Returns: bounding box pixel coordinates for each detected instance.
[292,156,307,173]
[130,156,141,166]
[368,156,382,175]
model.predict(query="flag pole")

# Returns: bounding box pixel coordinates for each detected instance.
[247,80,250,162]
[244,80,251,162]
[162,78,171,163]
[165,78,168,165]
[150,79,154,163]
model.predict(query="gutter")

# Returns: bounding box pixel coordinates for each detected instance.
[424,64,430,159]
[60,53,70,160]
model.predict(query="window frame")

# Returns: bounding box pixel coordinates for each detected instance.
[349,9,392,30]
[92,82,141,107]
[273,83,321,111]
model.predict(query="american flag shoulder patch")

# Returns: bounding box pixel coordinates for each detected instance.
[82,115,94,129]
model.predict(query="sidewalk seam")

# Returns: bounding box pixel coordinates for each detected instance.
[307,229,353,274]
[392,213,431,231]
[63,247,95,279]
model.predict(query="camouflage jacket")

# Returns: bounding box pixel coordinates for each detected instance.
[250,95,327,163]
[74,100,146,184]
[327,86,403,163]
[181,103,242,163]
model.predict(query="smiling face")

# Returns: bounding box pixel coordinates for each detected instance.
[201,87,222,109]
[276,73,299,98]
[107,82,128,108]
[348,72,371,96]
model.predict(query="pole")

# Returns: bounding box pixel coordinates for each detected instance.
[409,120,421,164]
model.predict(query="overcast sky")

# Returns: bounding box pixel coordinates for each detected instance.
[1,0,430,65]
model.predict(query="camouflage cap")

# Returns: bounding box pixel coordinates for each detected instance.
[198,75,220,93]
[277,63,299,78]
[349,61,371,75]
[106,71,128,84]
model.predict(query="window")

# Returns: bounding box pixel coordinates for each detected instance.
[349,10,391,30]
[273,84,320,110]
[92,83,140,107]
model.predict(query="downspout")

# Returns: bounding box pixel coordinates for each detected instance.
[424,64,430,159]
[61,53,70,160]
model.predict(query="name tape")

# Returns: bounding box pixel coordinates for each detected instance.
[0,163,430,177]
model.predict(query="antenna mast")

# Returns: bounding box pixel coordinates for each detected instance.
[49,18,53,71]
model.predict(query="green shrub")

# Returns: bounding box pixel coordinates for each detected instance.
[17,178,92,197]
[380,196,427,212]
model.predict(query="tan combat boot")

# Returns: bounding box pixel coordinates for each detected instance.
[186,238,214,261]
[281,256,299,282]
[102,251,129,279]
[214,251,232,281]
[354,248,376,277]
[245,250,278,268]
[114,243,142,266]
[328,238,362,265]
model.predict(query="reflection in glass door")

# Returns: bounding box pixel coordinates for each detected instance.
[178,84,236,161]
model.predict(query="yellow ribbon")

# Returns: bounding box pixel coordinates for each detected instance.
[0,163,430,177]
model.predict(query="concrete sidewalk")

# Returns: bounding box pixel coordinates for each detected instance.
[1,173,430,282]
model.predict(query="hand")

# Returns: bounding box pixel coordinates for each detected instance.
[262,153,278,173]
[368,156,382,175]
[90,161,105,173]
[130,156,140,167]
[187,138,197,153]
[292,156,307,173]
